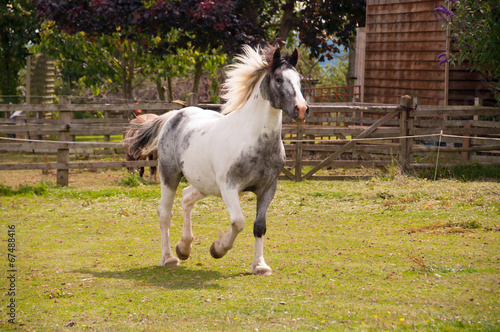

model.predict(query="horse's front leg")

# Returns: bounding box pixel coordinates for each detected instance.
[251,182,278,275]
[210,188,245,259]
[176,186,205,260]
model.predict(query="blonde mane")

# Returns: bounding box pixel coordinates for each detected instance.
[220,45,274,115]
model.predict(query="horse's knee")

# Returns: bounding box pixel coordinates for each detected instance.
[157,205,172,224]
[231,217,246,233]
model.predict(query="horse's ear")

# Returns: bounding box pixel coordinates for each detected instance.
[273,48,281,62]
[270,47,282,72]
[289,48,299,67]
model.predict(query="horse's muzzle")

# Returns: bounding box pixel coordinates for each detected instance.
[292,103,309,124]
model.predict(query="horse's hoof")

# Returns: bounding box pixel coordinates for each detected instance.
[252,264,272,276]
[159,256,180,267]
[175,244,190,261]
[210,241,224,259]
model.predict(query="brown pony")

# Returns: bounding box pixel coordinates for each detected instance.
[124,114,158,181]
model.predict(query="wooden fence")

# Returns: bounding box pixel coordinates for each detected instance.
[1,97,499,185]
[280,97,500,181]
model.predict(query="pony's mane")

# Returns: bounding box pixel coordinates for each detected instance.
[220,45,277,115]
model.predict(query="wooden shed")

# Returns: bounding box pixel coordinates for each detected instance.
[356,0,497,106]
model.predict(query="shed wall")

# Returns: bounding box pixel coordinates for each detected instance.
[363,0,497,106]
[364,0,445,105]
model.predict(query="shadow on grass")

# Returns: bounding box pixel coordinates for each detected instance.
[73,265,249,290]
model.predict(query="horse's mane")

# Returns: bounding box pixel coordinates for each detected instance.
[220,45,277,115]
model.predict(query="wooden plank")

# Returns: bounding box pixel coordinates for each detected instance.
[365,45,443,57]
[367,22,440,34]
[412,107,500,117]
[308,104,400,113]
[365,41,445,52]
[412,144,500,153]
[295,124,304,181]
[57,109,71,186]
[367,11,441,25]
[302,128,400,137]
[0,141,123,150]
[0,160,158,171]
[0,127,127,136]
[364,78,444,90]
[0,125,66,134]
[411,127,500,136]
[0,102,183,113]
[280,167,295,181]
[365,61,444,71]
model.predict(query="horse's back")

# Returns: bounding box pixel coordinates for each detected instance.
[157,107,224,193]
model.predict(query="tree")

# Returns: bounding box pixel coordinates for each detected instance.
[237,0,365,61]
[34,21,166,101]
[235,0,365,86]
[35,0,260,98]
[35,0,366,99]
[0,0,39,104]
[435,0,500,104]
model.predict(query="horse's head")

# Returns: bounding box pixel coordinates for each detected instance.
[261,48,309,124]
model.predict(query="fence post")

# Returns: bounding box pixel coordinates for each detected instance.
[57,98,71,186]
[295,124,304,182]
[399,96,412,174]
[188,93,198,106]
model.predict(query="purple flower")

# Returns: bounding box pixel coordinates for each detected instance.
[434,5,455,22]
[437,52,448,66]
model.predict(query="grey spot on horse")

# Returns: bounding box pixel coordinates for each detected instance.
[168,112,186,130]
[226,130,284,192]
[179,130,194,152]
[160,160,182,188]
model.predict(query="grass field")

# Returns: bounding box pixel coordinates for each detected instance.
[1,168,499,331]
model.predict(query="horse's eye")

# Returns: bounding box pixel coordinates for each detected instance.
[275,78,283,84]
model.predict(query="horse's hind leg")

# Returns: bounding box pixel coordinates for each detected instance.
[150,151,158,182]
[210,189,245,259]
[176,186,205,260]
[158,181,180,266]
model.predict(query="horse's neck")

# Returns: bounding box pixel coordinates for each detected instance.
[228,80,282,137]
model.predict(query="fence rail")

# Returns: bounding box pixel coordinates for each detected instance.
[1,97,499,185]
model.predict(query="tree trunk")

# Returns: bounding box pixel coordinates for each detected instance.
[277,0,296,41]
[192,59,204,94]
[156,76,166,101]
[120,41,136,101]
[167,76,173,101]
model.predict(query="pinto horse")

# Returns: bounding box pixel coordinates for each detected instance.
[124,114,158,181]
[127,46,308,275]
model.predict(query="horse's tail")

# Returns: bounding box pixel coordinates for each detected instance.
[125,110,179,158]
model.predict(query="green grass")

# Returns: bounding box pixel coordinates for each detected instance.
[414,163,500,181]
[1,174,499,331]
[75,135,124,142]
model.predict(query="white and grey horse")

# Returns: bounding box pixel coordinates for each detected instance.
[127,45,308,275]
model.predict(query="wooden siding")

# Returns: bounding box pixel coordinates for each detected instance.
[363,0,497,106]
[364,0,445,105]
